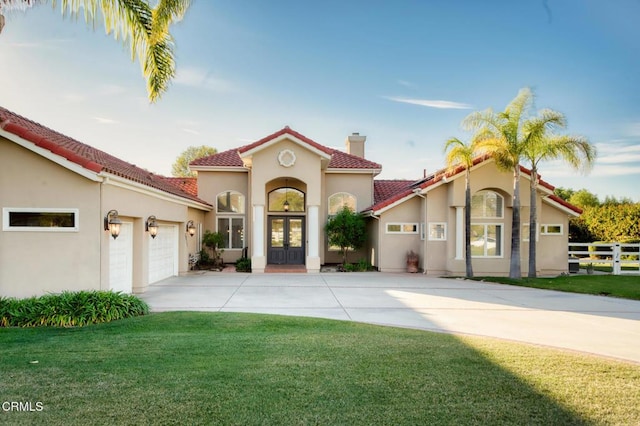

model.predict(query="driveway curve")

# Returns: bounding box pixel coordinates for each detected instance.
[141,272,640,364]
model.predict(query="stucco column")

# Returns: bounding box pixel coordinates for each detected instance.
[306,204,321,273]
[455,206,464,260]
[252,204,266,273]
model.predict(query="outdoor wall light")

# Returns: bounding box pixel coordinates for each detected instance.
[104,210,122,240]
[283,179,290,212]
[146,215,159,239]
[186,220,196,237]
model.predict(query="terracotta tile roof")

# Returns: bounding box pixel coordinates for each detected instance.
[0,106,211,207]
[162,177,198,197]
[366,156,581,214]
[190,148,244,167]
[374,180,415,205]
[191,127,382,170]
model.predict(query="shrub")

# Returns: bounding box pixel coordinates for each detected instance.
[0,291,149,328]
[235,257,251,272]
[342,258,373,272]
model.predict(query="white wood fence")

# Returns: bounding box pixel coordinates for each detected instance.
[568,242,640,275]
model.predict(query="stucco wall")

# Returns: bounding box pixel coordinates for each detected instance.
[0,139,102,297]
[377,197,422,272]
[196,170,248,263]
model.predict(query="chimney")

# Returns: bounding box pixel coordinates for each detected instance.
[346,132,366,158]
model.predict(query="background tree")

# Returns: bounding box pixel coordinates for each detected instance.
[172,145,217,177]
[463,88,535,278]
[568,189,600,209]
[325,207,366,265]
[0,0,191,102]
[444,137,479,278]
[522,112,595,277]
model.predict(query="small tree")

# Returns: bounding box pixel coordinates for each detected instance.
[201,230,225,270]
[325,207,366,265]
[172,145,217,177]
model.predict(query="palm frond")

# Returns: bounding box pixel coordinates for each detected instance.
[151,0,190,44]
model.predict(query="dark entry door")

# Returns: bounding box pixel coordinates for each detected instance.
[268,217,305,265]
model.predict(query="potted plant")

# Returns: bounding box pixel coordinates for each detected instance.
[406,250,419,273]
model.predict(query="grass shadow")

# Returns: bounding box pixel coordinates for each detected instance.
[1,312,638,424]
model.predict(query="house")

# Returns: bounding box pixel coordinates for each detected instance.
[0,106,211,298]
[0,105,580,298]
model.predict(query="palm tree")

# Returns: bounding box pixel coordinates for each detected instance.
[0,0,191,102]
[523,114,596,277]
[462,88,536,279]
[444,137,479,278]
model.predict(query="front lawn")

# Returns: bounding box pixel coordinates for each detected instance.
[1,312,639,425]
[471,274,640,300]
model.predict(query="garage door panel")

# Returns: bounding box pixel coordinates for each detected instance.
[149,225,178,283]
[110,222,133,293]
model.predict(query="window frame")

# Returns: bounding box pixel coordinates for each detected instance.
[328,192,357,216]
[216,191,245,214]
[428,222,447,241]
[471,190,504,219]
[540,224,563,235]
[217,216,245,250]
[470,223,503,258]
[268,187,305,212]
[386,223,419,234]
[2,208,79,232]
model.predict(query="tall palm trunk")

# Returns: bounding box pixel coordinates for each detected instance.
[510,165,522,278]
[528,168,538,277]
[464,169,473,277]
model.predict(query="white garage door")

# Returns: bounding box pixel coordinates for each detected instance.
[149,224,178,284]
[110,222,133,294]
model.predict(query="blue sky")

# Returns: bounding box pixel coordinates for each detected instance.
[1,0,639,201]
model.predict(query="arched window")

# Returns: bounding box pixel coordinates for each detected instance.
[268,187,305,212]
[328,192,357,216]
[471,190,503,219]
[217,191,245,214]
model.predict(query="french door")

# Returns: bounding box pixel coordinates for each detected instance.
[267,216,305,265]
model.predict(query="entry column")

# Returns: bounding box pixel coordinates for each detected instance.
[252,204,266,273]
[307,205,321,273]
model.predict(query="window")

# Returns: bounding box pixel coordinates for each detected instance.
[268,187,305,212]
[328,192,356,216]
[217,191,245,214]
[428,222,447,241]
[3,208,79,232]
[471,224,502,257]
[386,223,418,234]
[471,191,503,219]
[541,224,563,235]
[217,217,244,249]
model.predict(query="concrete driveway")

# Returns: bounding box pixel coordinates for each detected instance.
[141,272,640,364]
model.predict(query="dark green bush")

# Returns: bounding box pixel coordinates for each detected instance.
[235,257,251,272]
[0,291,149,327]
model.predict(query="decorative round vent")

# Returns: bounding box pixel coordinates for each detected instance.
[278,149,296,167]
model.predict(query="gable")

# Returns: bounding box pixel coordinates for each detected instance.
[0,106,210,207]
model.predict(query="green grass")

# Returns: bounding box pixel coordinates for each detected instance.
[470,274,640,300]
[1,312,639,425]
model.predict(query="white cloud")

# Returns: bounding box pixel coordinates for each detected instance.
[397,80,414,87]
[182,128,200,135]
[174,67,234,92]
[92,116,117,124]
[384,96,473,109]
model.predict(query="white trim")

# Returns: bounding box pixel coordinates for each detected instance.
[217,216,245,250]
[385,223,419,234]
[239,134,332,160]
[0,127,103,182]
[216,190,246,214]
[455,207,464,259]
[370,192,417,215]
[428,222,447,241]
[101,173,212,211]
[541,224,563,235]
[3,207,79,232]
[189,165,248,173]
[470,223,504,258]
[542,196,581,217]
[326,168,382,174]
